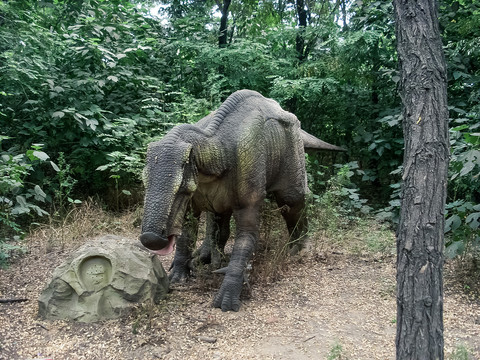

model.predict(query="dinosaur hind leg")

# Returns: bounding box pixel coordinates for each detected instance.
[194,212,231,268]
[275,193,308,254]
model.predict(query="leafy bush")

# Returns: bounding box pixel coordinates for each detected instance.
[445,108,480,259]
[445,200,480,259]
[0,138,53,266]
[312,162,371,224]
[0,0,172,204]
[0,138,51,236]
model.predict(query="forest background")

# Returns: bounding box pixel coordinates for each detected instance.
[0,0,479,267]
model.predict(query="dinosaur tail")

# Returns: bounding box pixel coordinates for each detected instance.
[300,129,346,152]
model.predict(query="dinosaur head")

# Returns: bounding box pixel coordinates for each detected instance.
[139,138,197,255]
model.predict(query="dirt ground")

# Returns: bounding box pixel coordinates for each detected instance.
[1,233,479,360]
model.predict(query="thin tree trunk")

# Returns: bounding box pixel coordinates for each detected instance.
[295,0,308,61]
[217,0,231,81]
[393,0,449,359]
[218,0,231,48]
[341,0,348,31]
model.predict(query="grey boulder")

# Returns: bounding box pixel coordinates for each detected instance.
[38,235,168,322]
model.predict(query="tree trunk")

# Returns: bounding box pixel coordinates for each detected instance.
[295,0,308,61]
[218,0,231,48]
[217,0,231,81]
[393,0,449,359]
[340,0,348,31]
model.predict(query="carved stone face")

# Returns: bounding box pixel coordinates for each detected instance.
[38,235,169,322]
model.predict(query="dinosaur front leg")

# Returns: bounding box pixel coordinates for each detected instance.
[169,212,199,283]
[213,208,258,312]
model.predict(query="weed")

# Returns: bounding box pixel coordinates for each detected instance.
[52,152,81,217]
[447,254,480,301]
[314,162,372,223]
[450,344,473,360]
[304,162,397,257]
[327,341,347,360]
[130,301,157,334]
[0,241,27,268]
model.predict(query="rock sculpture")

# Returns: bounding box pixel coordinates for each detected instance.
[38,235,169,322]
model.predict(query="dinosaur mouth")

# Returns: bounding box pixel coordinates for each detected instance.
[139,232,177,256]
[150,235,176,256]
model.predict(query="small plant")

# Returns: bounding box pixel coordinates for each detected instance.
[375,167,402,225]
[319,162,371,221]
[110,174,132,212]
[327,342,346,360]
[52,152,81,217]
[365,223,396,254]
[450,344,473,360]
[0,241,27,269]
[45,152,82,249]
[130,301,156,335]
[96,151,138,211]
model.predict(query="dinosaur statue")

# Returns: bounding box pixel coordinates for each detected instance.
[139,89,345,311]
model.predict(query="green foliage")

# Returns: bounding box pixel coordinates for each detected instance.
[0,241,27,269]
[312,162,371,224]
[445,200,480,259]
[0,0,170,202]
[327,342,346,360]
[450,344,473,360]
[438,0,480,260]
[445,108,480,259]
[0,138,51,265]
[0,139,50,237]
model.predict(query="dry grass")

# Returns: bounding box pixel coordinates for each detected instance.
[28,199,141,253]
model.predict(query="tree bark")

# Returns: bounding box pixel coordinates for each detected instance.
[393,0,449,359]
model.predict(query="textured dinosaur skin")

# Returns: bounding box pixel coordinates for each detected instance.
[140,90,344,311]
